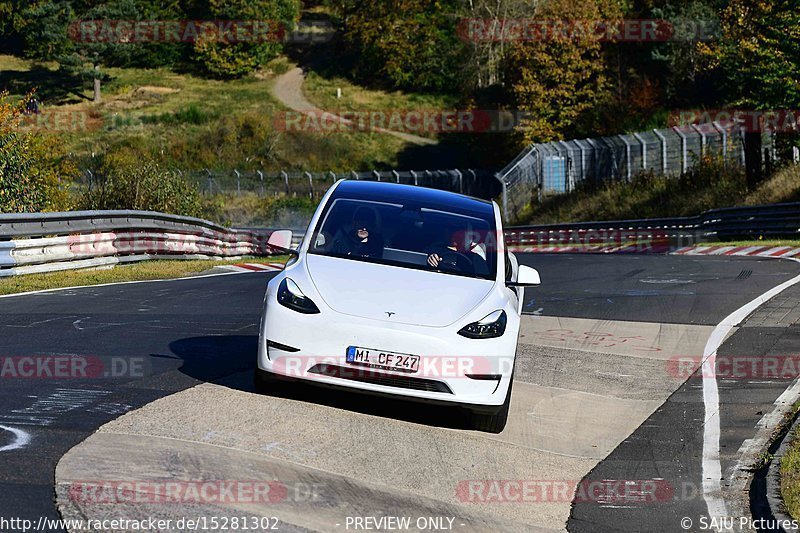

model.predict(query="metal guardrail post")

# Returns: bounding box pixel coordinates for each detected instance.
[256,170,264,196]
[410,170,418,185]
[392,170,400,183]
[454,169,463,193]
[234,169,241,196]
[329,171,336,183]
[373,170,381,182]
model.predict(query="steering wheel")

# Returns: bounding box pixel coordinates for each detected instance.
[437,250,475,275]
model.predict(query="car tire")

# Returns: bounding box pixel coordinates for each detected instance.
[471,376,513,434]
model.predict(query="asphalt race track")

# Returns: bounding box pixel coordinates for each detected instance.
[0,254,798,531]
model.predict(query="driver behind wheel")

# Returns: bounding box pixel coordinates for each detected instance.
[426,229,484,271]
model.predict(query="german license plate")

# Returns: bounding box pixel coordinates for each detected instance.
[346,346,420,373]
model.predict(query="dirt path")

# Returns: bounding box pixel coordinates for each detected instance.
[271,67,437,146]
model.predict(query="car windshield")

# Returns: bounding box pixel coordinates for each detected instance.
[308,195,497,281]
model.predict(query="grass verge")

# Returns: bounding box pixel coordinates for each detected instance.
[693,240,800,248]
[0,54,410,172]
[781,408,800,519]
[0,256,287,296]
[514,159,800,225]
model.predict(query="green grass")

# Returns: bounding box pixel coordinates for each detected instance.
[1,54,411,172]
[696,240,800,248]
[0,256,287,296]
[782,413,800,519]
[514,160,800,225]
[304,70,459,115]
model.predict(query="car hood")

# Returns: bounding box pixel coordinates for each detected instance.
[305,254,495,327]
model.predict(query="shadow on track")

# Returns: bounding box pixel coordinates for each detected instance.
[169,335,474,431]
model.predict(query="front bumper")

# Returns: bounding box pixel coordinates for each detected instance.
[257,298,517,409]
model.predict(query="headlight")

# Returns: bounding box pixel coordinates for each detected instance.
[277,278,320,314]
[458,310,506,339]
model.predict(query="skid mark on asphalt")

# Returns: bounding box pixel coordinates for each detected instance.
[0,425,31,452]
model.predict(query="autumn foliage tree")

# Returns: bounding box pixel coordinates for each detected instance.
[502,0,623,143]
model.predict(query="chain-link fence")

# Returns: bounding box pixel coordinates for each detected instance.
[77,168,497,199]
[495,123,776,222]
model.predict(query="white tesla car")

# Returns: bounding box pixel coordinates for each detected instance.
[256,180,540,432]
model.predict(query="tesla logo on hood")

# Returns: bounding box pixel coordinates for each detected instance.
[385,312,395,318]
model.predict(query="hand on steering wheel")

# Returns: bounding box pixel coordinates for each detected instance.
[428,251,475,274]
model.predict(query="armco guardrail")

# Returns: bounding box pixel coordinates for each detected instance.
[0,210,284,277]
[504,202,800,252]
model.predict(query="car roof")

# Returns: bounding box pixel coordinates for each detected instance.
[331,180,495,219]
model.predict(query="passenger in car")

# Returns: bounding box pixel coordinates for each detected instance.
[331,206,384,258]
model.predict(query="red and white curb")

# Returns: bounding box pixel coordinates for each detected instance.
[220,262,285,273]
[673,245,800,258]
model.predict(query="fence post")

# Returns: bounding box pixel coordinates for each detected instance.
[653,130,668,174]
[672,126,689,173]
[454,169,463,193]
[204,169,213,195]
[584,138,600,185]
[392,169,400,183]
[352,170,359,180]
[305,171,314,198]
[329,171,336,184]
[410,170,418,185]
[256,170,264,196]
[619,136,633,181]
[712,122,727,160]
[234,169,241,196]
[633,132,647,170]
[373,170,381,182]
[281,170,289,194]
[691,124,707,157]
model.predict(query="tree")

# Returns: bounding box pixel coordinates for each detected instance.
[0,94,73,213]
[702,0,800,109]
[503,0,623,143]
[701,0,800,186]
[192,0,300,78]
[340,0,470,92]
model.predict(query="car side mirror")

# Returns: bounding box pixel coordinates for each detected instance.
[267,230,297,255]
[508,265,540,287]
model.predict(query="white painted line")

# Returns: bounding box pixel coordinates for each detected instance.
[0,425,31,452]
[701,257,800,520]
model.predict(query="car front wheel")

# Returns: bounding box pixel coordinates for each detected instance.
[470,377,513,433]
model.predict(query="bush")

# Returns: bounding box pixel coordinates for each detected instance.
[0,94,73,213]
[80,149,204,217]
